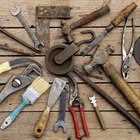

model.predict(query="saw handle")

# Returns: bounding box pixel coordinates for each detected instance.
[103,61,140,116]
[34,107,50,138]
[71,5,110,30]
[111,2,137,27]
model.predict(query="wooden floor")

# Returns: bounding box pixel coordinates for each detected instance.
[0,0,140,139]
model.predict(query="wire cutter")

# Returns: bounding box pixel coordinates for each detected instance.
[121,17,135,81]
[67,72,89,139]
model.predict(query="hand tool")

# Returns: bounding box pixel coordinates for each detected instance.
[81,2,138,55]
[134,37,140,65]
[10,5,44,52]
[88,93,106,130]
[83,45,140,116]
[74,69,140,131]
[68,72,89,139]
[34,78,66,138]
[0,43,35,56]
[54,88,67,132]
[0,63,42,103]
[45,30,95,75]
[36,6,71,52]
[0,58,41,75]
[0,26,38,53]
[45,5,110,75]
[61,5,110,43]
[1,76,50,129]
[121,18,135,81]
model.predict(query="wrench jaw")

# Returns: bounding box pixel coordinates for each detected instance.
[34,41,45,52]
[54,120,67,133]
[10,5,21,16]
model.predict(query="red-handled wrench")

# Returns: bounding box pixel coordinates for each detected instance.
[68,72,89,139]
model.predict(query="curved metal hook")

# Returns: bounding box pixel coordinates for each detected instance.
[77,30,95,47]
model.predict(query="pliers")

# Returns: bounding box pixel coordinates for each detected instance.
[121,17,135,81]
[67,72,89,139]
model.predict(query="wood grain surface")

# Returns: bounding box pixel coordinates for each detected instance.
[0,0,139,140]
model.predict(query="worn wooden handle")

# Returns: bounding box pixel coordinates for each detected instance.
[71,5,110,30]
[103,61,140,116]
[111,2,137,26]
[33,107,50,138]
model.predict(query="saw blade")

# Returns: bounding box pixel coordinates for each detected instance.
[45,45,74,75]
[134,37,140,65]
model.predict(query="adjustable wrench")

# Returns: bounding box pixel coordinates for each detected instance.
[54,88,67,132]
[10,5,44,52]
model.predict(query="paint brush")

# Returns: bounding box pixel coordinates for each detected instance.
[1,76,50,129]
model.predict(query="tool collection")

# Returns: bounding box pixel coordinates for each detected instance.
[0,1,139,140]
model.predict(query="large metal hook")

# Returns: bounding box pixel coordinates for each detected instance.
[77,30,95,47]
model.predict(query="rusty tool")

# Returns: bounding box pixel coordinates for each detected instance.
[45,30,95,75]
[83,45,140,116]
[0,43,35,56]
[45,5,110,75]
[10,5,44,52]
[134,37,140,65]
[121,18,135,81]
[68,72,89,139]
[36,6,71,52]
[81,2,138,55]
[0,26,38,53]
[74,69,140,131]
[61,5,110,43]
[88,93,106,130]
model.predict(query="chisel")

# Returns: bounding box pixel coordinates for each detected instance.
[81,2,138,55]
[1,77,50,129]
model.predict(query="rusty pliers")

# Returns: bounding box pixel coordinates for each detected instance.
[67,72,89,139]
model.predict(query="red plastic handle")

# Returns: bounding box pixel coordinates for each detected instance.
[80,107,89,136]
[69,107,81,139]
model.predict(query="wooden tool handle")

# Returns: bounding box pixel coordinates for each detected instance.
[94,106,106,130]
[33,107,50,138]
[71,5,110,30]
[111,2,137,27]
[103,61,140,115]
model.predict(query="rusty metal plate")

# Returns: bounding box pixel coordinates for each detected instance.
[36,6,71,19]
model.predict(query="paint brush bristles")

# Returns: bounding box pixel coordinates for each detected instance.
[23,77,50,104]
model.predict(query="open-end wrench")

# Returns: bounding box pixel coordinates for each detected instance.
[10,5,44,52]
[54,88,67,132]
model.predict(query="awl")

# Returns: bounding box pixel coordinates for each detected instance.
[81,2,137,55]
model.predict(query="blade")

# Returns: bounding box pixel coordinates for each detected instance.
[47,78,66,108]
[9,58,41,68]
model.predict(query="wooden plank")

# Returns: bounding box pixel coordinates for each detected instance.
[0,56,139,83]
[0,83,139,112]
[0,112,139,140]
[0,0,139,27]
[0,27,140,55]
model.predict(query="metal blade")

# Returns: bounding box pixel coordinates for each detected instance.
[134,37,140,65]
[47,78,66,108]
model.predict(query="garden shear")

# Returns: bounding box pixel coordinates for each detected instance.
[121,17,135,81]
[67,72,89,139]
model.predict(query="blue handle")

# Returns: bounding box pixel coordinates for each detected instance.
[9,96,30,121]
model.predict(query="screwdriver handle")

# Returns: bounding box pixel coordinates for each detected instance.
[103,61,140,116]
[94,106,106,130]
[111,2,137,27]
[34,106,50,138]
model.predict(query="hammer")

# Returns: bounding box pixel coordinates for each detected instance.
[83,45,140,116]
[61,5,110,43]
